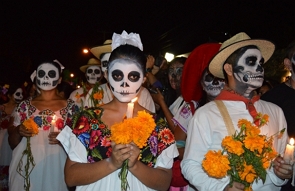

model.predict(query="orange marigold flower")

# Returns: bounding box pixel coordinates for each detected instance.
[23,118,39,136]
[222,136,244,156]
[245,125,260,137]
[244,135,265,153]
[202,150,230,178]
[239,163,256,183]
[110,111,155,149]
[93,92,103,100]
[238,119,251,128]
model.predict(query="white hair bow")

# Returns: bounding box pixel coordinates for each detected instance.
[111,30,143,51]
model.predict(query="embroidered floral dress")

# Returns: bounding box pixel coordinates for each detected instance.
[57,107,179,191]
[9,98,76,191]
[0,105,12,191]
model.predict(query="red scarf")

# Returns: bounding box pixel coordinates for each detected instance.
[215,88,260,125]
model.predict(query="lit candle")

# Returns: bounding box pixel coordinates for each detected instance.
[283,138,295,164]
[126,97,138,119]
[51,115,57,132]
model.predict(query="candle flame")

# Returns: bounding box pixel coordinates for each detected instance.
[290,138,294,145]
[131,97,138,103]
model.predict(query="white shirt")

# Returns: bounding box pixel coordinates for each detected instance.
[181,100,288,191]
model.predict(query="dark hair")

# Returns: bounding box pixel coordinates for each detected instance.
[37,60,62,75]
[7,83,21,96]
[223,45,258,82]
[284,40,295,59]
[57,81,74,99]
[169,57,187,66]
[108,44,147,75]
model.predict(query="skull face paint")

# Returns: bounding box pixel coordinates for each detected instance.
[168,62,184,90]
[108,59,143,102]
[85,66,102,84]
[201,69,225,99]
[13,88,23,103]
[233,48,265,90]
[101,53,111,73]
[36,63,60,91]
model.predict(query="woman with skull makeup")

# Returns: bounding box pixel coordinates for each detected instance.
[0,84,23,191]
[8,60,76,191]
[181,32,292,191]
[57,31,178,191]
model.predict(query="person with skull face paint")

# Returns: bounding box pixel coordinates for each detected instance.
[0,84,23,191]
[8,60,76,191]
[261,40,295,191]
[69,58,103,108]
[57,31,178,191]
[89,39,156,113]
[181,32,292,191]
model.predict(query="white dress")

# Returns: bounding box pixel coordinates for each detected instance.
[57,106,178,191]
[9,99,75,191]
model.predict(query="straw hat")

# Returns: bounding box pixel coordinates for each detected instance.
[208,32,275,79]
[90,40,112,59]
[80,58,101,73]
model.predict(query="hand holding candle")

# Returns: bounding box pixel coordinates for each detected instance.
[126,97,138,119]
[284,138,295,164]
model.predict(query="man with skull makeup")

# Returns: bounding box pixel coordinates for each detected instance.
[261,40,295,191]
[8,60,76,191]
[0,84,23,190]
[181,32,292,191]
[57,31,178,191]
[69,57,103,108]
[89,39,156,113]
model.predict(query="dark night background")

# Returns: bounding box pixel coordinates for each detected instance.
[0,0,294,86]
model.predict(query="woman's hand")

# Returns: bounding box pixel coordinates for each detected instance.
[109,142,132,169]
[17,124,34,137]
[150,89,165,106]
[273,155,293,179]
[48,132,60,145]
[128,142,140,169]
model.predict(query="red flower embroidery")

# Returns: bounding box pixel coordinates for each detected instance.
[99,124,106,129]
[101,136,111,147]
[43,125,50,131]
[106,147,112,157]
[56,118,64,130]
[159,128,174,144]
[73,116,90,134]
[89,130,102,149]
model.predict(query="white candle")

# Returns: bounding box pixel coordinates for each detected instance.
[51,115,57,132]
[126,97,138,119]
[283,138,295,164]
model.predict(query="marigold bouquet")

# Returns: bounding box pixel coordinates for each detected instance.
[202,113,285,191]
[110,110,156,191]
[17,118,39,191]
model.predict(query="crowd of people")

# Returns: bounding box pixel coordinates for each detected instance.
[0,30,294,191]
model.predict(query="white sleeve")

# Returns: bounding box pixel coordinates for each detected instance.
[138,87,156,113]
[154,143,178,169]
[57,125,87,163]
[181,111,229,191]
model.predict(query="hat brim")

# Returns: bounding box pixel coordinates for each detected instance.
[90,44,112,59]
[80,64,100,73]
[209,39,275,79]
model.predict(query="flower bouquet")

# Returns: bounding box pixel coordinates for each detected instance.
[110,110,156,191]
[17,118,39,191]
[202,113,285,191]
